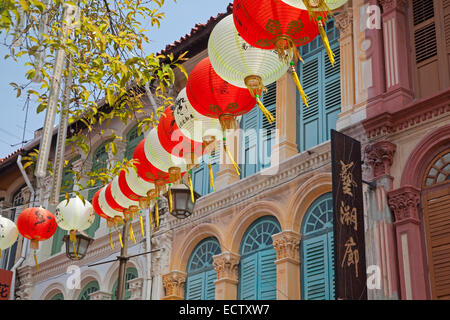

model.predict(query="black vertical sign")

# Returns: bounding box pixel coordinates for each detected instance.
[331,129,367,300]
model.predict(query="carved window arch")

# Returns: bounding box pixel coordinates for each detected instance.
[78,280,99,300]
[423,150,450,187]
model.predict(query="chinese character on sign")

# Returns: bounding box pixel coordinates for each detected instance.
[340,201,358,231]
[341,237,360,278]
[0,283,9,298]
[339,160,357,197]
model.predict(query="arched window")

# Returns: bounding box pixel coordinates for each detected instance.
[238,216,281,300]
[297,19,340,152]
[300,192,335,300]
[111,267,138,300]
[185,237,221,300]
[422,149,450,299]
[78,280,99,300]
[50,292,64,300]
[125,125,144,160]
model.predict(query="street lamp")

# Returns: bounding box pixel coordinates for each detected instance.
[164,184,200,219]
[63,232,94,261]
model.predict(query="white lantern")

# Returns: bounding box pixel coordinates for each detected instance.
[56,197,95,233]
[98,187,124,219]
[110,176,139,209]
[0,217,19,257]
[123,168,154,198]
[174,88,223,145]
[144,128,190,173]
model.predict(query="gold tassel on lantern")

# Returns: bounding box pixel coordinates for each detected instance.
[69,230,78,260]
[140,215,145,237]
[255,95,275,124]
[72,241,79,260]
[155,199,160,228]
[129,222,136,244]
[34,251,39,271]
[168,184,173,212]
[208,162,215,191]
[317,18,335,66]
[273,35,303,64]
[109,231,114,250]
[149,209,153,231]
[187,173,195,203]
[290,63,309,108]
[118,229,124,248]
[223,140,240,176]
[302,0,332,23]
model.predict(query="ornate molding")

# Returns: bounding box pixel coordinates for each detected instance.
[213,252,240,281]
[15,265,34,300]
[272,231,300,262]
[363,89,450,139]
[379,0,408,14]
[335,10,353,37]
[162,270,186,300]
[387,186,420,223]
[89,290,112,300]
[365,141,397,180]
[128,277,144,300]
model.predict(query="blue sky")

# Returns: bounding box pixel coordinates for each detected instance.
[0,0,231,158]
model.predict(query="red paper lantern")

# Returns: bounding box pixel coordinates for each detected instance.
[133,139,171,185]
[105,182,125,212]
[157,106,204,160]
[186,57,256,131]
[16,207,58,250]
[233,0,320,63]
[92,188,112,220]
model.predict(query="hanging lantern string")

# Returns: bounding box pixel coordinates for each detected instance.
[168,184,173,212]
[290,63,309,108]
[255,95,275,124]
[187,172,195,203]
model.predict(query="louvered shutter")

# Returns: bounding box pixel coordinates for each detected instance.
[444,0,450,74]
[239,255,258,299]
[422,185,450,300]
[300,54,320,151]
[259,249,277,300]
[324,45,341,142]
[241,107,259,178]
[192,162,206,196]
[205,269,217,300]
[261,83,277,169]
[302,233,333,300]
[186,273,204,300]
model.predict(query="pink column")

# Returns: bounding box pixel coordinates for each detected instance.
[379,0,413,110]
[388,186,429,300]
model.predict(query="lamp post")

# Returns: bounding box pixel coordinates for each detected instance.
[164,184,201,219]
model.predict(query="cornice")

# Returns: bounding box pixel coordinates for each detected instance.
[363,89,450,140]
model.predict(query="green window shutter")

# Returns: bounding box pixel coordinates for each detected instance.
[50,293,64,300]
[239,255,258,300]
[111,268,138,300]
[191,146,220,196]
[240,83,277,178]
[298,19,340,152]
[300,192,335,300]
[78,280,99,300]
[238,216,281,300]
[185,238,221,300]
[259,249,277,300]
[192,164,206,196]
[125,125,144,160]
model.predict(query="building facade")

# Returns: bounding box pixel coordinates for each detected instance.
[0,0,449,300]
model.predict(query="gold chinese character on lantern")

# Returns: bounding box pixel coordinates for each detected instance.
[341,236,359,278]
[340,201,358,231]
[339,160,357,197]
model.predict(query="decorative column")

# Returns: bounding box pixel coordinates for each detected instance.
[15,265,34,300]
[128,277,144,300]
[363,140,400,299]
[388,186,428,300]
[162,270,186,300]
[213,252,240,300]
[271,72,298,164]
[379,0,413,109]
[335,9,355,114]
[89,291,112,300]
[272,231,301,300]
